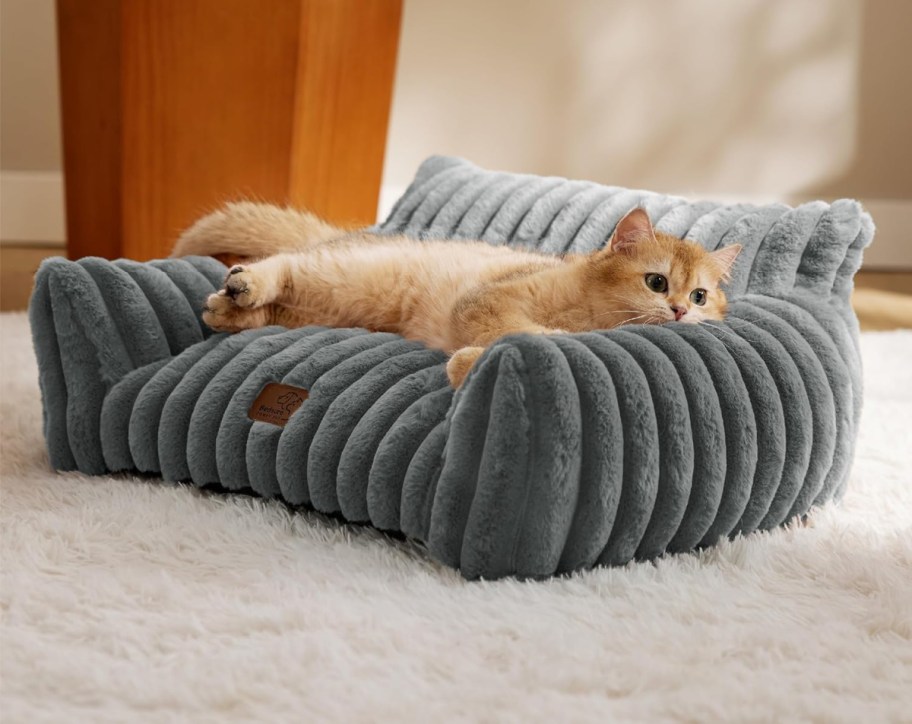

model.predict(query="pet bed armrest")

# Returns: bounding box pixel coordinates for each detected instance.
[29,255,226,472]
[427,291,857,580]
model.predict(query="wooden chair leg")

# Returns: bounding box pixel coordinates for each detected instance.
[57,0,402,261]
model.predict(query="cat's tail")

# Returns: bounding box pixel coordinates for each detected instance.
[171,201,345,259]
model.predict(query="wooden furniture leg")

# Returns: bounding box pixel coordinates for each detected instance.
[56,0,402,261]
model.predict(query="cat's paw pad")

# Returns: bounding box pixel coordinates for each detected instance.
[223,265,262,308]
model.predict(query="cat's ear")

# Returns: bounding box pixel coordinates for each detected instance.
[710,243,742,281]
[609,208,656,252]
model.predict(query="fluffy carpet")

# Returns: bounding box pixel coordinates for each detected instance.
[2,311,910,722]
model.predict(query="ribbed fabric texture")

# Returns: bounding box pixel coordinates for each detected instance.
[29,156,873,579]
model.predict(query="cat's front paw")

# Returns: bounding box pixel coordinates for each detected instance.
[223,265,264,308]
[202,290,268,332]
[202,290,239,330]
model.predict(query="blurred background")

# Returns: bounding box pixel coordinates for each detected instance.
[1,0,909,326]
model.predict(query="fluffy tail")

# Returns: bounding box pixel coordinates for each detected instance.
[171,201,345,259]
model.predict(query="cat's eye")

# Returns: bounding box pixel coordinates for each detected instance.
[690,288,707,306]
[645,274,667,293]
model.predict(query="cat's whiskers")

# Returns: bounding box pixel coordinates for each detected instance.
[605,293,648,309]
[641,314,668,327]
[607,312,653,329]
[604,292,679,324]
[594,309,647,319]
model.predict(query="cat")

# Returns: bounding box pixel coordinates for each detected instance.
[172,202,741,387]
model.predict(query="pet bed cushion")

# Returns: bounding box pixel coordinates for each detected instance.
[29,156,873,579]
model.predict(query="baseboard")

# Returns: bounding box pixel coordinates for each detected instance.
[0,171,66,246]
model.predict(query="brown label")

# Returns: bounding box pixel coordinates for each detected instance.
[247,382,309,427]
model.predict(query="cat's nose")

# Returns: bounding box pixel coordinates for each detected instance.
[671,305,687,321]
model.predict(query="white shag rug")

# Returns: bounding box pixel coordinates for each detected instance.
[2,311,910,723]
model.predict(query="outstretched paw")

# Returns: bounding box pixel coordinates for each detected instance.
[202,290,268,332]
[223,265,264,308]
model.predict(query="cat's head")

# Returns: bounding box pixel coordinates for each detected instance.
[586,208,741,325]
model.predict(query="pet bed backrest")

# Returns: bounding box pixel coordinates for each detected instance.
[374,156,873,303]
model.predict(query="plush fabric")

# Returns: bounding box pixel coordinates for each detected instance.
[28,156,873,580]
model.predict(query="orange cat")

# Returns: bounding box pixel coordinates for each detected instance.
[172,202,741,387]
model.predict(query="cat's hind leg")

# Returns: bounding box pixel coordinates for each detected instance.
[446,327,569,387]
[446,346,486,387]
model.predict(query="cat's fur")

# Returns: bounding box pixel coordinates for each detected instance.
[172,202,741,386]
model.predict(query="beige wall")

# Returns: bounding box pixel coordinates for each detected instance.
[384,0,911,204]
[804,0,912,200]
[0,0,61,171]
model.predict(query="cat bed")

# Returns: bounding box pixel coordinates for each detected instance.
[29,156,872,580]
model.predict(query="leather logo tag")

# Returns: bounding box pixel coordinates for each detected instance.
[247,382,309,427]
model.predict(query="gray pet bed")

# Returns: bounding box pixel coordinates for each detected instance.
[29,156,872,579]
